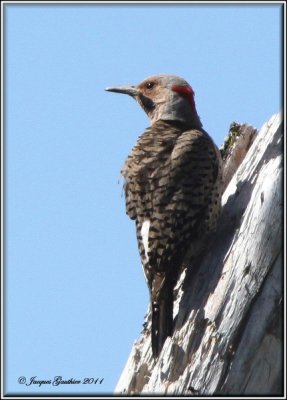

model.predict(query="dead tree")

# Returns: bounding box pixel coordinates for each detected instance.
[115,112,283,396]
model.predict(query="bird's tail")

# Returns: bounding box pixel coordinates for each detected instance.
[151,283,173,358]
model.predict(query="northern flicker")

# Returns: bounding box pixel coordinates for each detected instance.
[106,75,222,358]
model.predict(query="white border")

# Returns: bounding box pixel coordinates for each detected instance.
[1,1,285,399]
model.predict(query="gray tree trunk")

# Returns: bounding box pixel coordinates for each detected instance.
[115,112,283,396]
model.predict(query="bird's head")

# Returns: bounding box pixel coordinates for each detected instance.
[105,74,202,128]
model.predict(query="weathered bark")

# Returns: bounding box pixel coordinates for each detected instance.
[115,112,283,396]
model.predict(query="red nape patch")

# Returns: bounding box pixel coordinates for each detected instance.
[172,85,196,112]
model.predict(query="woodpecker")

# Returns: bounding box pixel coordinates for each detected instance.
[106,75,222,358]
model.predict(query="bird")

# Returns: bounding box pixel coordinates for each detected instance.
[106,74,222,358]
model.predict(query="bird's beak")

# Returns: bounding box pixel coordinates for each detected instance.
[105,85,139,97]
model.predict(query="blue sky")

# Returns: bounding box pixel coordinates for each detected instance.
[4,2,282,395]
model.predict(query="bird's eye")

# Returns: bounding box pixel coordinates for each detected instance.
[145,82,155,90]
